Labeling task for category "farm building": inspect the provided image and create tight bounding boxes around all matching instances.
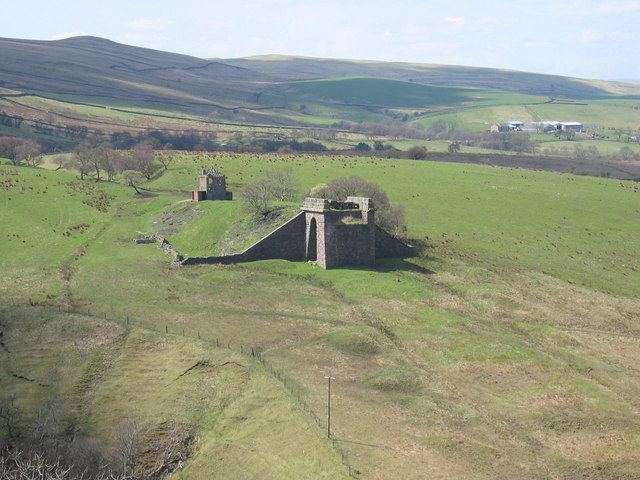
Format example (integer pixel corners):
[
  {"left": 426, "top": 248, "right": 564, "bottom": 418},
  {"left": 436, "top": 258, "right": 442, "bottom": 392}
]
[
  {"left": 192, "top": 169, "right": 232, "bottom": 201},
  {"left": 491, "top": 121, "right": 524, "bottom": 132},
  {"left": 525, "top": 121, "right": 560, "bottom": 132},
  {"left": 507, "top": 121, "right": 525, "bottom": 130},
  {"left": 559, "top": 122, "right": 584, "bottom": 132},
  {"left": 504, "top": 120, "right": 584, "bottom": 134}
]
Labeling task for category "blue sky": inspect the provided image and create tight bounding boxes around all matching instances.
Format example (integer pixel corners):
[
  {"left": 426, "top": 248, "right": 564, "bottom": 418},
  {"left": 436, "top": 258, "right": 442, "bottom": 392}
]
[{"left": 4, "top": 0, "right": 640, "bottom": 80}]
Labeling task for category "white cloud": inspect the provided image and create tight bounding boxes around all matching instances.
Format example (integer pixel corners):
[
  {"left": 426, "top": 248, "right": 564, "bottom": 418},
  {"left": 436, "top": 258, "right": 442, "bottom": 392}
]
[
  {"left": 608, "top": 30, "right": 636, "bottom": 41},
  {"left": 550, "top": 0, "right": 640, "bottom": 17},
  {"left": 126, "top": 18, "right": 172, "bottom": 31},
  {"left": 49, "top": 31, "right": 89, "bottom": 40},
  {"left": 578, "top": 29, "right": 635, "bottom": 43},
  {"left": 444, "top": 16, "right": 465, "bottom": 26},
  {"left": 472, "top": 15, "right": 518, "bottom": 32},
  {"left": 579, "top": 30, "right": 602, "bottom": 43},
  {"left": 594, "top": 1, "right": 640, "bottom": 15}
]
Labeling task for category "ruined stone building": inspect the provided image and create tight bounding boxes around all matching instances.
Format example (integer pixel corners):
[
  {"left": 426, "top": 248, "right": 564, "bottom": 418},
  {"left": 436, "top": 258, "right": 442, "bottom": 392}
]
[
  {"left": 182, "top": 195, "right": 414, "bottom": 269},
  {"left": 302, "top": 197, "right": 377, "bottom": 268},
  {"left": 192, "top": 169, "right": 232, "bottom": 201}
]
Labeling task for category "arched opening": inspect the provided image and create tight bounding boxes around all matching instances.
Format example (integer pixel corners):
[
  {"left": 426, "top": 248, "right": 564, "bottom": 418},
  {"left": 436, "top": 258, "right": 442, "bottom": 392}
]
[{"left": 307, "top": 218, "right": 317, "bottom": 261}]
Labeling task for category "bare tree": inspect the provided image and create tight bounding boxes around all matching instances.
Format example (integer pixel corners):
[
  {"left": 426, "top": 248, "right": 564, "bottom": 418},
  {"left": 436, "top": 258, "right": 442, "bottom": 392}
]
[
  {"left": 0, "top": 395, "right": 20, "bottom": 447},
  {"left": 54, "top": 154, "right": 70, "bottom": 171},
  {"left": 240, "top": 179, "right": 272, "bottom": 217},
  {"left": 103, "top": 150, "right": 124, "bottom": 182},
  {"left": 14, "top": 140, "right": 42, "bottom": 167},
  {"left": 31, "top": 397, "right": 63, "bottom": 448},
  {"left": 0, "top": 137, "right": 22, "bottom": 164},
  {"left": 130, "top": 142, "right": 158, "bottom": 179},
  {"left": 0, "top": 137, "right": 42, "bottom": 166},
  {"left": 148, "top": 423, "right": 191, "bottom": 477},
  {"left": 71, "top": 138, "right": 104, "bottom": 180},
  {"left": 0, "top": 450, "right": 73, "bottom": 480},
  {"left": 92, "top": 143, "right": 115, "bottom": 182},
  {"left": 573, "top": 144, "right": 586, "bottom": 161},
  {"left": 0, "top": 450, "right": 131, "bottom": 480},
  {"left": 263, "top": 168, "right": 297, "bottom": 202},
  {"left": 121, "top": 171, "right": 145, "bottom": 195},
  {"left": 155, "top": 151, "right": 174, "bottom": 171},
  {"left": 68, "top": 153, "right": 93, "bottom": 180},
  {"left": 115, "top": 418, "right": 142, "bottom": 476},
  {"left": 617, "top": 146, "right": 637, "bottom": 161}
]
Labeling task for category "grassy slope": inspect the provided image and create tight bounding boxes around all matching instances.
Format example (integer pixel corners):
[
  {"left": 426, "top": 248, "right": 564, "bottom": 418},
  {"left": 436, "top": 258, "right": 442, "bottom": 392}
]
[
  {"left": 412, "top": 98, "right": 640, "bottom": 132},
  {"left": 0, "top": 165, "right": 350, "bottom": 479},
  {"left": 283, "top": 77, "right": 476, "bottom": 108},
  {"left": 1, "top": 157, "right": 640, "bottom": 479},
  {"left": 228, "top": 55, "right": 640, "bottom": 97},
  {"left": 147, "top": 152, "right": 640, "bottom": 297},
  {"left": 166, "top": 201, "right": 240, "bottom": 256}
]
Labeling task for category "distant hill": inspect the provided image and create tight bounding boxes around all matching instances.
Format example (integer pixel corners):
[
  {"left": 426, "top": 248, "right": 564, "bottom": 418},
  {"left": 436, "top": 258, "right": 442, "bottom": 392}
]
[
  {"left": 225, "top": 54, "right": 640, "bottom": 98},
  {"left": 1, "top": 36, "right": 639, "bottom": 130},
  {"left": 0, "top": 36, "right": 286, "bottom": 123}
]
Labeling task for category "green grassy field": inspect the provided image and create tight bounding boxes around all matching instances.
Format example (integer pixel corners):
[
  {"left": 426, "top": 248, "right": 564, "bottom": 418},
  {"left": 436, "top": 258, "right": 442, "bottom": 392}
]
[
  {"left": 412, "top": 97, "right": 640, "bottom": 132},
  {"left": 1, "top": 155, "right": 640, "bottom": 479},
  {"left": 284, "top": 77, "right": 478, "bottom": 108},
  {"left": 146, "top": 152, "right": 640, "bottom": 297}
]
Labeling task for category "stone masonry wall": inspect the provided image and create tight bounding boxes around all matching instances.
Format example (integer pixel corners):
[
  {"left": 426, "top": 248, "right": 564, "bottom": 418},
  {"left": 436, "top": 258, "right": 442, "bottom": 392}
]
[
  {"left": 183, "top": 212, "right": 306, "bottom": 265},
  {"left": 242, "top": 212, "right": 306, "bottom": 261},
  {"left": 375, "top": 226, "right": 416, "bottom": 258},
  {"left": 179, "top": 208, "right": 414, "bottom": 268},
  {"left": 324, "top": 221, "right": 376, "bottom": 268}
]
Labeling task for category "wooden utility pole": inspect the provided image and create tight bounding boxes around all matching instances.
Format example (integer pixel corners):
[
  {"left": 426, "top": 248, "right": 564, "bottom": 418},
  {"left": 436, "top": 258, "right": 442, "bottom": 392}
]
[{"left": 324, "top": 374, "right": 335, "bottom": 438}]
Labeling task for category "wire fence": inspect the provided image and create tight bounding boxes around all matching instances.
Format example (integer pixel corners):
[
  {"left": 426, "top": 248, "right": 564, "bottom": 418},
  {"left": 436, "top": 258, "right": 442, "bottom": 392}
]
[{"left": 26, "top": 300, "right": 361, "bottom": 478}]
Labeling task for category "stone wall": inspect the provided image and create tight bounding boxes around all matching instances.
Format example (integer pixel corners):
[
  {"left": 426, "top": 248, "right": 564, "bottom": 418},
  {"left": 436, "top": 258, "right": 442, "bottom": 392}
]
[
  {"left": 178, "top": 205, "right": 415, "bottom": 268},
  {"left": 324, "top": 221, "right": 375, "bottom": 268},
  {"left": 375, "top": 226, "right": 416, "bottom": 258},
  {"left": 182, "top": 212, "right": 306, "bottom": 265},
  {"left": 242, "top": 212, "right": 306, "bottom": 261},
  {"left": 181, "top": 253, "right": 245, "bottom": 266}
]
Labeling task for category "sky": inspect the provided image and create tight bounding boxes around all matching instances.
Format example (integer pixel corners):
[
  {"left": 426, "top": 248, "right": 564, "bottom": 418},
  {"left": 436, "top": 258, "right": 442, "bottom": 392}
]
[{"left": 3, "top": 0, "right": 640, "bottom": 80}]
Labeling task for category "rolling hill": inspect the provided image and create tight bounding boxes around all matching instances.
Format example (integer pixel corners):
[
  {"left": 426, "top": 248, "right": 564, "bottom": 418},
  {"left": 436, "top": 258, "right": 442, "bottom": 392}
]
[
  {"left": 2, "top": 34, "right": 640, "bottom": 479},
  {"left": 2, "top": 35, "right": 640, "bottom": 179},
  {"left": 226, "top": 54, "right": 640, "bottom": 98},
  {"left": 0, "top": 36, "right": 267, "bottom": 102}
]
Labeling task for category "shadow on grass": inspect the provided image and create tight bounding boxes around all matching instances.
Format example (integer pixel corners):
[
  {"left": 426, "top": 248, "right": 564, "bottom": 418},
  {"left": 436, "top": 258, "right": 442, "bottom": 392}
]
[
  {"left": 375, "top": 257, "right": 435, "bottom": 275},
  {"left": 342, "top": 238, "right": 439, "bottom": 275},
  {"left": 136, "top": 188, "right": 160, "bottom": 198}
]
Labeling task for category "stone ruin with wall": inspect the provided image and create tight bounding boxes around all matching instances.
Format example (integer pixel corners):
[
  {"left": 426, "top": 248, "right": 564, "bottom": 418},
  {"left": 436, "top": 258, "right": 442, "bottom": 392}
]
[
  {"left": 192, "top": 169, "right": 232, "bottom": 202},
  {"left": 182, "top": 191, "right": 415, "bottom": 269}
]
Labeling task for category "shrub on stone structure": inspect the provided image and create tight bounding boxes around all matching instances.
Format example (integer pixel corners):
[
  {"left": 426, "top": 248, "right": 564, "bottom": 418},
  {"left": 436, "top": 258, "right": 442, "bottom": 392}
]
[{"left": 308, "top": 176, "right": 407, "bottom": 236}]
